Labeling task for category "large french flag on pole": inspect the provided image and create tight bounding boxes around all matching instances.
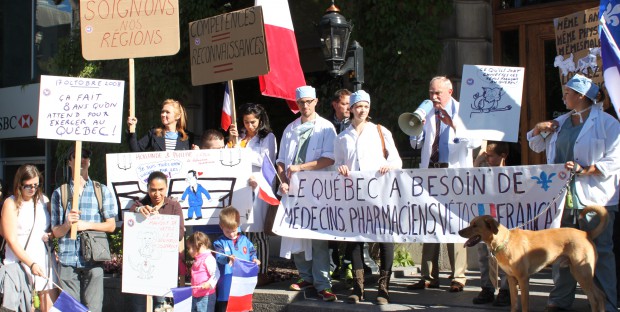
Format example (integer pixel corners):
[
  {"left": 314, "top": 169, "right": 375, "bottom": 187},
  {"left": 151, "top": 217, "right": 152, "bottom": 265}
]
[
  {"left": 171, "top": 286, "right": 193, "bottom": 312},
  {"left": 600, "top": 0, "right": 620, "bottom": 116},
  {"left": 50, "top": 291, "right": 89, "bottom": 312},
  {"left": 255, "top": 0, "right": 306, "bottom": 113},
  {"left": 221, "top": 83, "right": 232, "bottom": 130},
  {"left": 226, "top": 259, "right": 259, "bottom": 312},
  {"left": 257, "top": 155, "right": 280, "bottom": 205}
]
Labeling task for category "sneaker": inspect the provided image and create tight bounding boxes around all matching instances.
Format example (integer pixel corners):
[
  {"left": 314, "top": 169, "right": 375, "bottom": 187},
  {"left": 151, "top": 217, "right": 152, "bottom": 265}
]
[
  {"left": 472, "top": 288, "right": 495, "bottom": 304},
  {"left": 290, "top": 279, "right": 314, "bottom": 291},
  {"left": 318, "top": 288, "right": 337, "bottom": 302},
  {"left": 493, "top": 289, "right": 511, "bottom": 307}
]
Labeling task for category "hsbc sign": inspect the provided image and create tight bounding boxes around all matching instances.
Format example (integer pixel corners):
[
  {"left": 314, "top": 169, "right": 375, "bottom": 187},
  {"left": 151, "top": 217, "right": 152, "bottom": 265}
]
[{"left": 0, "top": 84, "right": 39, "bottom": 138}]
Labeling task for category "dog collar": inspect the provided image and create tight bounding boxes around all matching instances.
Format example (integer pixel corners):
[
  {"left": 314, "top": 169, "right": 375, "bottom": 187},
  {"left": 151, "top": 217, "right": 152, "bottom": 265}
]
[{"left": 491, "top": 237, "right": 509, "bottom": 256}]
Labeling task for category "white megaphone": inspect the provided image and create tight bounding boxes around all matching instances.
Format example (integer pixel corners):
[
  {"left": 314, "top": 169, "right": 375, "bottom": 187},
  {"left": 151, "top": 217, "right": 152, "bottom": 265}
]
[{"left": 398, "top": 100, "right": 434, "bottom": 136}]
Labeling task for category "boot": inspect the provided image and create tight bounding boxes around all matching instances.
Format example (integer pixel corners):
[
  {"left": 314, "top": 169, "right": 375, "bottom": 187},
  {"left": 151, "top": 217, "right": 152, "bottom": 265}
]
[
  {"left": 347, "top": 269, "right": 365, "bottom": 304},
  {"left": 376, "top": 270, "right": 391, "bottom": 305}
]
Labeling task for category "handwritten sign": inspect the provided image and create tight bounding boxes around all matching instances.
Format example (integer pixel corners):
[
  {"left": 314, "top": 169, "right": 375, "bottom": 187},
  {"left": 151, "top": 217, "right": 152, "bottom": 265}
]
[
  {"left": 189, "top": 6, "right": 269, "bottom": 86},
  {"left": 122, "top": 213, "right": 179, "bottom": 296},
  {"left": 457, "top": 65, "right": 524, "bottom": 142},
  {"left": 106, "top": 149, "right": 253, "bottom": 226},
  {"left": 80, "top": 0, "right": 180, "bottom": 60},
  {"left": 273, "top": 164, "right": 568, "bottom": 243},
  {"left": 553, "top": 7, "right": 602, "bottom": 85},
  {"left": 37, "top": 75, "right": 124, "bottom": 143}
]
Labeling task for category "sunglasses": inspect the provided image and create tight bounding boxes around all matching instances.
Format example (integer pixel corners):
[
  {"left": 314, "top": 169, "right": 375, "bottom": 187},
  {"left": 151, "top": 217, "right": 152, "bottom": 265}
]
[{"left": 22, "top": 184, "right": 39, "bottom": 191}]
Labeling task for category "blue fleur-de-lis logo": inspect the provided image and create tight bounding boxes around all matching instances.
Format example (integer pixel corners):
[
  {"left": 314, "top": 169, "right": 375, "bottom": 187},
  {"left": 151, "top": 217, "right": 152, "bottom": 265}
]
[{"left": 531, "top": 171, "right": 556, "bottom": 191}]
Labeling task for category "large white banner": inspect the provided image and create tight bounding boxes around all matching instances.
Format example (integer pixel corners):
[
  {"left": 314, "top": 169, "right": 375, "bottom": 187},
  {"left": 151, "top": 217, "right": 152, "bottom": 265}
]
[
  {"left": 122, "top": 213, "right": 179, "bottom": 296},
  {"left": 106, "top": 149, "right": 253, "bottom": 225},
  {"left": 457, "top": 65, "right": 524, "bottom": 143},
  {"left": 38, "top": 75, "right": 125, "bottom": 143},
  {"left": 273, "top": 164, "right": 569, "bottom": 243}
]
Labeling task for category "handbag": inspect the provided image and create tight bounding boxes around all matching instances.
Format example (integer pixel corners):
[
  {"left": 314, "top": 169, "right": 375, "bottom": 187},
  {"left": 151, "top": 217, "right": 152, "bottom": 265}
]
[{"left": 79, "top": 231, "right": 111, "bottom": 262}]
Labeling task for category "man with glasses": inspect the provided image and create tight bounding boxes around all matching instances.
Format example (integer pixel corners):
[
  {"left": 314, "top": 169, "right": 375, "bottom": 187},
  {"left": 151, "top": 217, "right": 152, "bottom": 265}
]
[
  {"left": 276, "top": 86, "right": 338, "bottom": 301},
  {"left": 50, "top": 147, "right": 117, "bottom": 312}
]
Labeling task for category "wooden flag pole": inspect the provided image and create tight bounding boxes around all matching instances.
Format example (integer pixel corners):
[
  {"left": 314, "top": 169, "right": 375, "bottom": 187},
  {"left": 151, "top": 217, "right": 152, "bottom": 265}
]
[
  {"left": 70, "top": 141, "right": 82, "bottom": 240},
  {"left": 129, "top": 58, "right": 136, "bottom": 133},
  {"left": 228, "top": 80, "right": 237, "bottom": 146}
]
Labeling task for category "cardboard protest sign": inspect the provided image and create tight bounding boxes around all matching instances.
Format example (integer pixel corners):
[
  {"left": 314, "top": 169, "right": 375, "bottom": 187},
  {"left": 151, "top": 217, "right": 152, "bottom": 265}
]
[
  {"left": 273, "top": 164, "right": 568, "bottom": 243},
  {"left": 106, "top": 149, "right": 253, "bottom": 225},
  {"left": 553, "top": 7, "right": 602, "bottom": 85},
  {"left": 80, "top": 0, "right": 180, "bottom": 60},
  {"left": 457, "top": 65, "right": 524, "bottom": 142},
  {"left": 37, "top": 75, "right": 124, "bottom": 143},
  {"left": 122, "top": 213, "right": 179, "bottom": 296},
  {"left": 189, "top": 6, "right": 269, "bottom": 86}
]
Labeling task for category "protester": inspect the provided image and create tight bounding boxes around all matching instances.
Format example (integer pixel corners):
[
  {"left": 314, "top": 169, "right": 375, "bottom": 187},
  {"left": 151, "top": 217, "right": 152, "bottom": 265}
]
[
  {"left": 334, "top": 90, "right": 402, "bottom": 304},
  {"left": 51, "top": 148, "right": 117, "bottom": 312},
  {"left": 187, "top": 231, "right": 219, "bottom": 312},
  {"left": 127, "top": 98, "right": 196, "bottom": 151},
  {"left": 129, "top": 171, "right": 185, "bottom": 311},
  {"left": 527, "top": 74, "right": 620, "bottom": 312},
  {"left": 2, "top": 164, "right": 57, "bottom": 312},
  {"left": 276, "top": 85, "right": 338, "bottom": 301},
  {"left": 195, "top": 129, "right": 226, "bottom": 150},
  {"left": 408, "top": 76, "right": 481, "bottom": 292},
  {"left": 228, "top": 103, "right": 277, "bottom": 286},
  {"left": 471, "top": 141, "right": 511, "bottom": 307},
  {"left": 213, "top": 206, "right": 259, "bottom": 312}
]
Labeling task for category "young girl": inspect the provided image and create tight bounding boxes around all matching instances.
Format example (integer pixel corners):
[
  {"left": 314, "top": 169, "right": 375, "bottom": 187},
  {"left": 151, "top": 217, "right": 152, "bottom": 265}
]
[{"left": 188, "top": 231, "right": 219, "bottom": 312}]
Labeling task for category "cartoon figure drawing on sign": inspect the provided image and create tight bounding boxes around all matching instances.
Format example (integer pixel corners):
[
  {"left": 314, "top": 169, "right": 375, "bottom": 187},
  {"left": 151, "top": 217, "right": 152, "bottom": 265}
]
[
  {"left": 470, "top": 86, "right": 511, "bottom": 115},
  {"left": 576, "top": 47, "right": 601, "bottom": 75},
  {"left": 553, "top": 53, "right": 576, "bottom": 76},
  {"left": 131, "top": 230, "right": 161, "bottom": 279},
  {"left": 181, "top": 170, "right": 211, "bottom": 221}
]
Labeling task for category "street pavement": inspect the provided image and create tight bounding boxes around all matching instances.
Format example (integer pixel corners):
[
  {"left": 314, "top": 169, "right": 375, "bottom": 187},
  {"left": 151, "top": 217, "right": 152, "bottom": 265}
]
[{"left": 254, "top": 267, "right": 600, "bottom": 312}]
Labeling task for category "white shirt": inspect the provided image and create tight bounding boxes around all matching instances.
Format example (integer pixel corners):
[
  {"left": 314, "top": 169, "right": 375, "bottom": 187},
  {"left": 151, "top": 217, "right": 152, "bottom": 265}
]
[{"left": 335, "top": 121, "right": 402, "bottom": 171}]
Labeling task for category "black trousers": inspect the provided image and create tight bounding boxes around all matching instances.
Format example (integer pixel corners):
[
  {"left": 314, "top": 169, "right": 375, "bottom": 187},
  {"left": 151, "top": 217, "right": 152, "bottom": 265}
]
[{"left": 346, "top": 242, "right": 394, "bottom": 271}]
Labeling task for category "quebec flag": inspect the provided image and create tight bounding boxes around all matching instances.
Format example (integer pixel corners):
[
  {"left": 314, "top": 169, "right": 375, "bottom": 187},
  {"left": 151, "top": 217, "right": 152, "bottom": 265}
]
[
  {"left": 171, "top": 286, "right": 193, "bottom": 312},
  {"left": 50, "top": 291, "right": 89, "bottom": 312},
  {"left": 600, "top": 0, "right": 620, "bottom": 115},
  {"left": 226, "top": 259, "right": 259, "bottom": 312}
]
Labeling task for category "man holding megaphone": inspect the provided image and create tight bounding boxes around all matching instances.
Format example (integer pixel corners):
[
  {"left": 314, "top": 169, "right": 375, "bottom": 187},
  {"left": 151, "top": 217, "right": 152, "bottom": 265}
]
[{"left": 406, "top": 76, "right": 481, "bottom": 293}]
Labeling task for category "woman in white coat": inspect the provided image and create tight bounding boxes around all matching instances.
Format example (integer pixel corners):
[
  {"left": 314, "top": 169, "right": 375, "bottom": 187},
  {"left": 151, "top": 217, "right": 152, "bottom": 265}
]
[
  {"left": 334, "top": 90, "right": 402, "bottom": 305},
  {"left": 229, "top": 103, "right": 277, "bottom": 286},
  {"left": 527, "top": 74, "right": 620, "bottom": 312}
]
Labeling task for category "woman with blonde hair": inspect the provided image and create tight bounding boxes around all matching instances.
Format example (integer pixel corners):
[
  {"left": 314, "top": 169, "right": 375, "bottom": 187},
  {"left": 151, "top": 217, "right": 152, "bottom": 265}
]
[
  {"left": 127, "top": 98, "right": 196, "bottom": 151},
  {"left": 2, "top": 164, "right": 57, "bottom": 311}
]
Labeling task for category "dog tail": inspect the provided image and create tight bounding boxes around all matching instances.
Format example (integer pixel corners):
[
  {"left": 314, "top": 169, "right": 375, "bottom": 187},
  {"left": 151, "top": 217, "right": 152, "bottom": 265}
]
[{"left": 579, "top": 205, "right": 609, "bottom": 239}]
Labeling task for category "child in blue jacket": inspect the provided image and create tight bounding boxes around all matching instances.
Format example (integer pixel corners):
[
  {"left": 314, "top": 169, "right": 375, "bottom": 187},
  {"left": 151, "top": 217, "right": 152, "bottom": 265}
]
[{"left": 213, "top": 206, "right": 260, "bottom": 312}]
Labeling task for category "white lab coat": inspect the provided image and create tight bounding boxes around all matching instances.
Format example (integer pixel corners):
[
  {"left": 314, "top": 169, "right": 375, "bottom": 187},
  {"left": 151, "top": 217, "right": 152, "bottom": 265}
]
[
  {"left": 527, "top": 106, "right": 620, "bottom": 208},
  {"left": 335, "top": 121, "right": 402, "bottom": 170},
  {"left": 410, "top": 98, "right": 481, "bottom": 168}
]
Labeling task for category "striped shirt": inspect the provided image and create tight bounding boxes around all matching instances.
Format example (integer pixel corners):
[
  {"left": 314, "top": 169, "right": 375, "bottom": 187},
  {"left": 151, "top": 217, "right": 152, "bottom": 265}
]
[{"left": 165, "top": 131, "right": 179, "bottom": 150}]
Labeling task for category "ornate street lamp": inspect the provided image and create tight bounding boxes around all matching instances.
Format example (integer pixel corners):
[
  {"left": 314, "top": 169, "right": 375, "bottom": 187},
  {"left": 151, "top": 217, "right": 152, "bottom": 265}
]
[{"left": 318, "top": 1, "right": 364, "bottom": 91}]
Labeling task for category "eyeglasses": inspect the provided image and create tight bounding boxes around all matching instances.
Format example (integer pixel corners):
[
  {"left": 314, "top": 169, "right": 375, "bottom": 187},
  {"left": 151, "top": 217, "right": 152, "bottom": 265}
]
[
  {"left": 297, "top": 99, "right": 315, "bottom": 106},
  {"left": 22, "top": 184, "right": 39, "bottom": 191}
]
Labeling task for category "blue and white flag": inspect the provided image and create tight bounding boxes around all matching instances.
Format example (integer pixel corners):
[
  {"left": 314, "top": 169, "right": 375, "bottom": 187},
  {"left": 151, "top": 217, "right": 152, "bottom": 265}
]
[
  {"left": 50, "top": 291, "right": 89, "bottom": 312},
  {"left": 600, "top": 0, "right": 620, "bottom": 115},
  {"left": 171, "top": 286, "right": 193, "bottom": 312}
]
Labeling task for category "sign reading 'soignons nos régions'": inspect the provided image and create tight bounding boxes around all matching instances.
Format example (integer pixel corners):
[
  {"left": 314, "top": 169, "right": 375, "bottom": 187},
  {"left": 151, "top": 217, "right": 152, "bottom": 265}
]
[{"left": 79, "top": 0, "right": 180, "bottom": 60}]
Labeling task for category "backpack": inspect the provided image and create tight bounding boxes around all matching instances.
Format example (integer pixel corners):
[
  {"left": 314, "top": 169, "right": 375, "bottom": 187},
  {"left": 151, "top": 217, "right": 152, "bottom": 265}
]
[{"left": 59, "top": 181, "right": 104, "bottom": 218}]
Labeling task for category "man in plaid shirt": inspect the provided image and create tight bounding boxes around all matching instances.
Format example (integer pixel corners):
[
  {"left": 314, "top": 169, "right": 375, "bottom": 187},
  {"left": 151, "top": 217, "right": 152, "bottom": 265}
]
[{"left": 51, "top": 147, "right": 117, "bottom": 312}]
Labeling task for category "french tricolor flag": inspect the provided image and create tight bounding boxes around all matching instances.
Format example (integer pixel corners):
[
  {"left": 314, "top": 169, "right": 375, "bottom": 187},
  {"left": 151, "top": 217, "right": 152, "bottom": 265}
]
[
  {"left": 478, "top": 203, "right": 497, "bottom": 218},
  {"left": 221, "top": 83, "right": 232, "bottom": 131},
  {"left": 257, "top": 155, "right": 280, "bottom": 205},
  {"left": 600, "top": 1, "right": 620, "bottom": 116},
  {"left": 255, "top": 0, "right": 306, "bottom": 113},
  {"left": 226, "top": 259, "right": 259, "bottom": 312},
  {"left": 50, "top": 291, "right": 89, "bottom": 312},
  {"left": 171, "top": 286, "right": 193, "bottom": 312}
]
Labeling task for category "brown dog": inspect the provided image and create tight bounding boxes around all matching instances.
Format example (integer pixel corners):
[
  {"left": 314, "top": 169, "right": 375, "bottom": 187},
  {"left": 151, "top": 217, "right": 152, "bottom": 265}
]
[{"left": 458, "top": 205, "right": 608, "bottom": 312}]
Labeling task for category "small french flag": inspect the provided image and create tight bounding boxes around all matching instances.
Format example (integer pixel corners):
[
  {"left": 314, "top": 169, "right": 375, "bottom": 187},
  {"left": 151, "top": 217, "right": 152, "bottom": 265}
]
[
  {"left": 221, "top": 83, "right": 232, "bottom": 131},
  {"left": 256, "top": 155, "right": 280, "bottom": 205},
  {"left": 226, "top": 259, "right": 259, "bottom": 312},
  {"left": 478, "top": 203, "right": 497, "bottom": 218},
  {"left": 50, "top": 291, "right": 89, "bottom": 312},
  {"left": 171, "top": 286, "right": 193, "bottom": 312}
]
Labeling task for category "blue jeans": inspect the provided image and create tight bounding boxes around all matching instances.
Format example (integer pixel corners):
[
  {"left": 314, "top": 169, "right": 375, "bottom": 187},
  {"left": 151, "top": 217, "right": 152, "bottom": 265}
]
[
  {"left": 292, "top": 239, "right": 331, "bottom": 292},
  {"left": 192, "top": 293, "right": 215, "bottom": 312},
  {"left": 58, "top": 263, "right": 104, "bottom": 312},
  {"left": 548, "top": 209, "right": 617, "bottom": 311}
]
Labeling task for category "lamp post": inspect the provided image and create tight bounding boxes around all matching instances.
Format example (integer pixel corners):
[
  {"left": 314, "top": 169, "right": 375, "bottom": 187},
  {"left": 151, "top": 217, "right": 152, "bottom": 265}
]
[{"left": 318, "top": 1, "right": 364, "bottom": 91}]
